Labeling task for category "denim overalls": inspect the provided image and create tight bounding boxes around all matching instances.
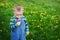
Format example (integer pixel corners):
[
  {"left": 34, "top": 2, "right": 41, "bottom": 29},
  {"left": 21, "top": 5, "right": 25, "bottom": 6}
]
[{"left": 10, "top": 16, "right": 26, "bottom": 40}]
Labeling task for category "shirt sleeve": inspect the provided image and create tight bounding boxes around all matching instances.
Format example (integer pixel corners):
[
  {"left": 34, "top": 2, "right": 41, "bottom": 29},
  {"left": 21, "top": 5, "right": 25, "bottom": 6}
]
[
  {"left": 10, "top": 17, "right": 17, "bottom": 29},
  {"left": 23, "top": 16, "right": 29, "bottom": 32}
]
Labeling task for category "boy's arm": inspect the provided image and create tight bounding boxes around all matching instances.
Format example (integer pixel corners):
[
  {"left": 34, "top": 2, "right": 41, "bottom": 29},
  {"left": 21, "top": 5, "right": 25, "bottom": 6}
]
[
  {"left": 23, "top": 16, "right": 29, "bottom": 33},
  {"left": 10, "top": 17, "right": 17, "bottom": 29}
]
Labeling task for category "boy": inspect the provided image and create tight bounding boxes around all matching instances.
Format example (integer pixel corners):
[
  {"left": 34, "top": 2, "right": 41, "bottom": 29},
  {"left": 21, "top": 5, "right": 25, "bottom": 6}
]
[{"left": 10, "top": 5, "right": 29, "bottom": 40}]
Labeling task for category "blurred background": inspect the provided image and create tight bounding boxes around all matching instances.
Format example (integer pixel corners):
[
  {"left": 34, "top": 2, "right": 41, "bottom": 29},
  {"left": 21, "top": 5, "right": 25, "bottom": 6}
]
[{"left": 0, "top": 0, "right": 60, "bottom": 40}]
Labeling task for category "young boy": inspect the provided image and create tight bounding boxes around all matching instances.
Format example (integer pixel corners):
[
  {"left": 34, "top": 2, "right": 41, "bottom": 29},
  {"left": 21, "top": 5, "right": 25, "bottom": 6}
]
[{"left": 10, "top": 5, "right": 29, "bottom": 40}]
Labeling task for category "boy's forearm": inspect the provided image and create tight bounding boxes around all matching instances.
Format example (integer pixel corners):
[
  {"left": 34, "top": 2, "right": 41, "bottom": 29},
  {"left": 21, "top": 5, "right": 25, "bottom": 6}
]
[
  {"left": 24, "top": 16, "right": 29, "bottom": 32},
  {"left": 10, "top": 18, "right": 17, "bottom": 29},
  {"left": 10, "top": 22, "right": 17, "bottom": 29},
  {"left": 25, "top": 21, "right": 29, "bottom": 32},
  {"left": 25, "top": 25, "right": 29, "bottom": 32}
]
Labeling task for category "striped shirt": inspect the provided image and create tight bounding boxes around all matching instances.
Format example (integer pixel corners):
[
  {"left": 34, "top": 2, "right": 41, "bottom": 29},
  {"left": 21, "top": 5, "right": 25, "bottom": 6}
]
[{"left": 10, "top": 15, "right": 29, "bottom": 32}]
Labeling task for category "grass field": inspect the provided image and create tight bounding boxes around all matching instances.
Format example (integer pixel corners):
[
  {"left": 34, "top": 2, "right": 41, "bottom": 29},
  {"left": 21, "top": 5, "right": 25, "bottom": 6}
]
[{"left": 0, "top": 0, "right": 60, "bottom": 40}]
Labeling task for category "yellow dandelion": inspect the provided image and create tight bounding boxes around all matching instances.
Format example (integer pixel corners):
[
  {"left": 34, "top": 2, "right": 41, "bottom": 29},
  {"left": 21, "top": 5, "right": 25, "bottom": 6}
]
[
  {"left": 56, "top": 20, "right": 58, "bottom": 22},
  {"left": 34, "top": 6, "right": 37, "bottom": 9},
  {"left": 40, "top": 12, "right": 44, "bottom": 18},
  {"left": 39, "top": 24, "right": 41, "bottom": 26},
  {"left": 58, "top": 38, "right": 60, "bottom": 40},
  {"left": 55, "top": 20, "right": 59, "bottom": 24},
  {"left": 0, "top": 30, "right": 2, "bottom": 32},
  {"left": 54, "top": 25, "right": 58, "bottom": 29},
  {"left": 31, "top": 11, "right": 33, "bottom": 14},
  {"left": 34, "top": 19, "right": 36, "bottom": 21},
  {"left": 37, "top": 25, "right": 40, "bottom": 27},
  {"left": 51, "top": 27, "right": 54, "bottom": 30},
  {"left": 6, "top": 2, "right": 10, "bottom": 6},
  {"left": 31, "top": 39, "right": 33, "bottom": 40},
  {"left": 47, "top": 15, "right": 49, "bottom": 16},
  {"left": 40, "top": 20, "right": 42, "bottom": 22},
  {"left": 29, "top": 15, "right": 31, "bottom": 17},
  {"left": 32, "top": 19, "right": 34, "bottom": 21},
  {"left": 40, "top": 12, "right": 44, "bottom": 15},
  {"left": 2, "top": 21, "right": 4, "bottom": 24},
  {"left": 33, "top": 11, "right": 35, "bottom": 14},
  {"left": 0, "top": 2, "right": 4, "bottom": 7},
  {"left": 51, "top": 16, "right": 56, "bottom": 19},
  {"left": 56, "top": 21, "right": 59, "bottom": 24}
]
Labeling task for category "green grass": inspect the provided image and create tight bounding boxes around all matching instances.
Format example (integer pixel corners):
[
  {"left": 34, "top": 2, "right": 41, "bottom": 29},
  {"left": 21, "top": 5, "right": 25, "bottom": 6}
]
[{"left": 0, "top": 0, "right": 60, "bottom": 40}]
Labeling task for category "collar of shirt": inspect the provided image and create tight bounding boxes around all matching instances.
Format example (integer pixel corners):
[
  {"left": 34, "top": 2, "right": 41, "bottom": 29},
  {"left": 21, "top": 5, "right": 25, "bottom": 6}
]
[{"left": 13, "top": 15, "right": 25, "bottom": 20}]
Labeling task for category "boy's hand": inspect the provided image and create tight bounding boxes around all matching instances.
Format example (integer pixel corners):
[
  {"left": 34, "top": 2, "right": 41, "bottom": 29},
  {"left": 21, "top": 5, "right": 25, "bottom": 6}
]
[
  {"left": 16, "top": 22, "right": 20, "bottom": 26},
  {"left": 26, "top": 32, "right": 29, "bottom": 36}
]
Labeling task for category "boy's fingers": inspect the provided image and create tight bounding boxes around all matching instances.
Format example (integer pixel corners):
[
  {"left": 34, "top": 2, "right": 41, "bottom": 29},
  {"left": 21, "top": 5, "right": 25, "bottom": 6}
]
[
  {"left": 16, "top": 22, "right": 21, "bottom": 26},
  {"left": 26, "top": 32, "right": 29, "bottom": 35}
]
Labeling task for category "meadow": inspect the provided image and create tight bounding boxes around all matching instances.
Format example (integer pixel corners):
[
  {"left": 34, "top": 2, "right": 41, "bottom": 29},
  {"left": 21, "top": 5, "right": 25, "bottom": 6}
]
[{"left": 0, "top": 0, "right": 60, "bottom": 40}]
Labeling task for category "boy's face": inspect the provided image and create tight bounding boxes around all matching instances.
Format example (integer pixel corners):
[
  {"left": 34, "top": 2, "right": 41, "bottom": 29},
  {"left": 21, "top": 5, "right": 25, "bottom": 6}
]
[{"left": 14, "top": 7, "right": 24, "bottom": 19}]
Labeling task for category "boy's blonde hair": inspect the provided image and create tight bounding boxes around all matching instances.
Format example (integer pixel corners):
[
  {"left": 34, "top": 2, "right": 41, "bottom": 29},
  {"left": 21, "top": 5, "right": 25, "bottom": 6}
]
[{"left": 14, "top": 5, "right": 23, "bottom": 11}]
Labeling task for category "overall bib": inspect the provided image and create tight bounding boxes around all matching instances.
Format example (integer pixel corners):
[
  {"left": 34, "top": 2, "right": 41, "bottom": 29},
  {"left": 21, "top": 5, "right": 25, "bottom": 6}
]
[{"left": 11, "top": 18, "right": 26, "bottom": 40}]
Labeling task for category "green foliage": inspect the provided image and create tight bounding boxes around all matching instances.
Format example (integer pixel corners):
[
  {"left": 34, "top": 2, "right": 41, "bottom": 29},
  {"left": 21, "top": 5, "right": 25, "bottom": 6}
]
[{"left": 0, "top": 0, "right": 60, "bottom": 40}]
